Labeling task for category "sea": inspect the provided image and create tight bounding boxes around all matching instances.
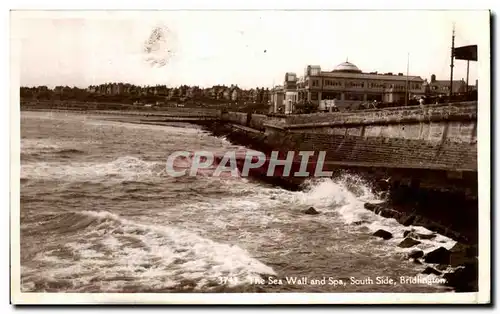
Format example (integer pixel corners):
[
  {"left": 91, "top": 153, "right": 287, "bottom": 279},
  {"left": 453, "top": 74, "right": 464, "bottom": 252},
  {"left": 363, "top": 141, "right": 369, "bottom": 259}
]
[{"left": 19, "top": 111, "right": 457, "bottom": 293}]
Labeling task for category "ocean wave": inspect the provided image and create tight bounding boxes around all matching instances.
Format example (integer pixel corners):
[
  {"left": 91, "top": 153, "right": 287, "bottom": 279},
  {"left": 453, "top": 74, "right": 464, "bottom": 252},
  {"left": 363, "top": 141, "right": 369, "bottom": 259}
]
[
  {"left": 294, "top": 176, "right": 457, "bottom": 262},
  {"left": 21, "top": 138, "right": 90, "bottom": 156},
  {"left": 21, "top": 156, "right": 166, "bottom": 183},
  {"left": 22, "top": 210, "right": 276, "bottom": 292}
]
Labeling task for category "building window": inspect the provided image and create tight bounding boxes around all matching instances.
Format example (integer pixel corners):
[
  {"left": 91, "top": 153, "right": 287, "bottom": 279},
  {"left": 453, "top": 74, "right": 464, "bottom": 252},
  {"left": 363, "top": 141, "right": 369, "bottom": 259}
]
[
  {"left": 346, "top": 81, "right": 364, "bottom": 88},
  {"left": 311, "top": 92, "right": 318, "bottom": 100},
  {"left": 322, "top": 92, "right": 340, "bottom": 100},
  {"left": 345, "top": 93, "right": 364, "bottom": 101}
]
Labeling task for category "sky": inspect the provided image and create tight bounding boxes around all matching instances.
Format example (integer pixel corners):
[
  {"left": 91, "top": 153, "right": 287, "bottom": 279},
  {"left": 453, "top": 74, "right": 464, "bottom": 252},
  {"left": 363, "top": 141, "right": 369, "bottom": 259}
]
[{"left": 13, "top": 10, "right": 489, "bottom": 89}]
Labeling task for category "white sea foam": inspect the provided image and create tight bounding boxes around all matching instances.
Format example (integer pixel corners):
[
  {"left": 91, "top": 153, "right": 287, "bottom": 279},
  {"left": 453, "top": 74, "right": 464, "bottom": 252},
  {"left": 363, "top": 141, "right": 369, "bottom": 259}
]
[
  {"left": 24, "top": 210, "right": 276, "bottom": 292},
  {"left": 21, "top": 139, "right": 62, "bottom": 154},
  {"left": 84, "top": 119, "right": 205, "bottom": 135},
  {"left": 21, "top": 138, "right": 100, "bottom": 155},
  {"left": 21, "top": 156, "right": 164, "bottom": 182},
  {"left": 260, "top": 176, "right": 458, "bottom": 264}
]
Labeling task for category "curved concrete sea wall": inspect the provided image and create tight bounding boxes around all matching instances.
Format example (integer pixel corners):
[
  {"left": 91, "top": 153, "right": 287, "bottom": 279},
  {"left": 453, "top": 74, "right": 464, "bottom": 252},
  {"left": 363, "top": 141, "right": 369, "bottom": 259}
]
[{"left": 222, "top": 102, "right": 477, "bottom": 194}]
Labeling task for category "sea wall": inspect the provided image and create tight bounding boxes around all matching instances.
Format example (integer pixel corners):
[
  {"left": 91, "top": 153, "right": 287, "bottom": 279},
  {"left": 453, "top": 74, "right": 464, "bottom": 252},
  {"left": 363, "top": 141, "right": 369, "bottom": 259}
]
[
  {"left": 219, "top": 102, "right": 478, "bottom": 197},
  {"left": 222, "top": 102, "right": 477, "bottom": 172},
  {"left": 223, "top": 112, "right": 272, "bottom": 131},
  {"left": 214, "top": 102, "right": 479, "bottom": 246}
]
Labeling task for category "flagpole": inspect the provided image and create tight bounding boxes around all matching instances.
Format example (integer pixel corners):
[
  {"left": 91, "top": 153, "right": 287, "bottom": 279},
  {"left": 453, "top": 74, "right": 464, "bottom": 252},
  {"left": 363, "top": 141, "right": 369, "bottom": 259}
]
[{"left": 449, "top": 24, "right": 455, "bottom": 98}]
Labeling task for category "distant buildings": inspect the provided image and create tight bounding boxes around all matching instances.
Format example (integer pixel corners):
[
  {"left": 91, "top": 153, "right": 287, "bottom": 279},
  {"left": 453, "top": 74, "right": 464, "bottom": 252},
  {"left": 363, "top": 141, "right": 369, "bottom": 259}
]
[
  {"left": 271, "top": 60, "right": 429, "bottom": 114},
  {"left": 28, "top": 83, "right": 271, "bottom": 110},
  {"left": 270, "top": 86, "right": 284, "bottom": 113},
  {"left": 269, "top": 59, "right": 479, "bottom": 114},
  {"left": 424, "top": 74, "right": 470, "bottom": 96},
  {"left": 283, "top": 73, "right": 298, "bottom": 114}
]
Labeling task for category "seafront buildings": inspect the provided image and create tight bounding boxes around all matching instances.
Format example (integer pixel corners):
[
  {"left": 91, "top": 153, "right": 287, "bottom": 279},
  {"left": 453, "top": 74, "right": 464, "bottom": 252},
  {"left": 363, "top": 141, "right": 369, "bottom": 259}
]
[{"left": 269, "top": 60, "right": 472, "bottom": 114}]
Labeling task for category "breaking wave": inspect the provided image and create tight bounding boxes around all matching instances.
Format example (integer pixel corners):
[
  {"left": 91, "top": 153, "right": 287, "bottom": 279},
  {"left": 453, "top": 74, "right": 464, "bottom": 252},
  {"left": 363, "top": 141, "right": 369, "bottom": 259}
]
[
  {"left": 21, "top": 210, "right": 276, "bottom": 292},
  {"left": 21, "top": 156, "right": 166, "bottom": 183}
]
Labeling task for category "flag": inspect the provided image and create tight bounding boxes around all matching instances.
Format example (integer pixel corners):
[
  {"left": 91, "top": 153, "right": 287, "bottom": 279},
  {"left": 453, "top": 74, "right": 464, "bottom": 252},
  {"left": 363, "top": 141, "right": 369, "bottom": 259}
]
[{"left": 453, "top": 45, "right": 478, "bottom": 61}]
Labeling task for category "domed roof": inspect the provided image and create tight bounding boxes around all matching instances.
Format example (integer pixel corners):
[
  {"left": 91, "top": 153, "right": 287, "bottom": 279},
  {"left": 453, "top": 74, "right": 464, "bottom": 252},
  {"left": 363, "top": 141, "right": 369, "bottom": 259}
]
[{"left": 333, "top": 61, "right": 362, "bottom": 73}]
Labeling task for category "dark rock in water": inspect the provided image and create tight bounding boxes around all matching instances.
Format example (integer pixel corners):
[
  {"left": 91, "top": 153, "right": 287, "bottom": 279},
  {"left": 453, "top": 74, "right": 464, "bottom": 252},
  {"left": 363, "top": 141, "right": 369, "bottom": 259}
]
[
  {"left": 401, "top": 214, "right": 416, "bottom": 226},
  {"left": 424, "top": 247, "right": 451, "bottom": 264},
  {"left": 422, "top": 267, "right": 442, "bottom": 276},
  {"left": 373, "top": 206, "right": 402, "bottom": 219},
  {"left": 364, "top": 203, "right": 378, "bottom": 211},
  {"left": 364, "top": 202, "right": 406, "bottom": 221},
  {"left": 383, "top": 209, "right": 402, "bottom": 219},
  {"left": 303, "top": 207, "right": 319, "bottom": 215},
  {"left": 398, "top": 237, "right": 421, "bottom": 248},
  {"left": 404, "top": 229, "right": 436, "bottom": 240},
  {"left": 436, "top": 264, "right": 449, "bottom": 271},
  {"left": 443, "top": 260, "right": 478, "bottom": 292},
  {"left": 372, "top": 229, "right": 392, "bottom": 240},
  {"left": 413, "top": 259, "right": 422, "bottom": 264},
  {"left": 408, "top": 249, "right": 424, "bottom": 259},
  {"left": 415, "top": 232, "right": 436, "bottom": 240}
]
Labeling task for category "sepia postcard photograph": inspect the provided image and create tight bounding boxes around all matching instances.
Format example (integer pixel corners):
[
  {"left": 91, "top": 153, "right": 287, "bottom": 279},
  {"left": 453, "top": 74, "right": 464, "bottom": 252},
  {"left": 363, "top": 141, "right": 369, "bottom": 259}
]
[{"left": 9, "top": 7, "right": 491, "bottom": 305}]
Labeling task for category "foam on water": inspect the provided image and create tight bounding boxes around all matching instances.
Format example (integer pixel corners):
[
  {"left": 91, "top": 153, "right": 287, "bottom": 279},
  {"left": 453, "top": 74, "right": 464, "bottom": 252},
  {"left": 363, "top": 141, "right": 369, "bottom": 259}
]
[
  {"left": 21, "top": 138, "right": 100, "bottom": 156},
  {"left": 21, "top": 156, "right": 165, "bottom": 182},
  {"left": 85, "top": 119, "right": 205, "bottom": 135},
  {"left": 22, "top": 210, "right": 276, "bottom": 292},
  {"left": 293, "top": 176, "right": 457, "bottom": 258}
]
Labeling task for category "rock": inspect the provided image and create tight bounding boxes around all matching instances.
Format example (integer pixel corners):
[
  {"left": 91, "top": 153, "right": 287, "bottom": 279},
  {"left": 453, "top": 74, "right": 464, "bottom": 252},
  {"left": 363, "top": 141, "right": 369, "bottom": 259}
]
[
  {"left": 415, "top": 232, "right": 436, "bottom": 240},
  {"left": 303, "top": 207, "right": 319, "bottom": 215},
  {"left": 424, "top": 247, "right": 451, "bottom": 264},
  {"left": 408, "top": 250, "right": 424, "bottom": 259},
  {"left": 372, "top": 229, "right": 393, "bottom": 240},
  {"left": 379, "top": 208, "right": 402, "bottom": 219},
  {"left": 398, "top": 237, "right": 421, "bottom": 248},
  {"left": 401, "top": 214, "right": 416, "bottom": 226},
  {"left": 364, "top": 203, "right": 402, "bottom": 220},
  {"left": 443, "top": 260, "right": 478, "bottom": 292},
  {"left": 436, "top": 264, "right": 449, "bottom": 271},
  {"left": 422, "top": 267, "right": 442, "bottom": 276},
  {"left": 364, "top": 203, "right": 378, "bottom": 211},
  {"left": 413, "top": 259, "right": 422, "bottom": 264},
  {"left": 404, "top": 229, "right": 436, "bottom": 240}
]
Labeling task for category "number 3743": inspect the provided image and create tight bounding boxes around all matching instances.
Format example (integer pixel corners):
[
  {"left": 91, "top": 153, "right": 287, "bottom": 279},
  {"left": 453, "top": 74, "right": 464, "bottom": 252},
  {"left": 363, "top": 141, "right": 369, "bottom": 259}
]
[{"left": 218, "top": 276, "right": 239, "bottom": 285}]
